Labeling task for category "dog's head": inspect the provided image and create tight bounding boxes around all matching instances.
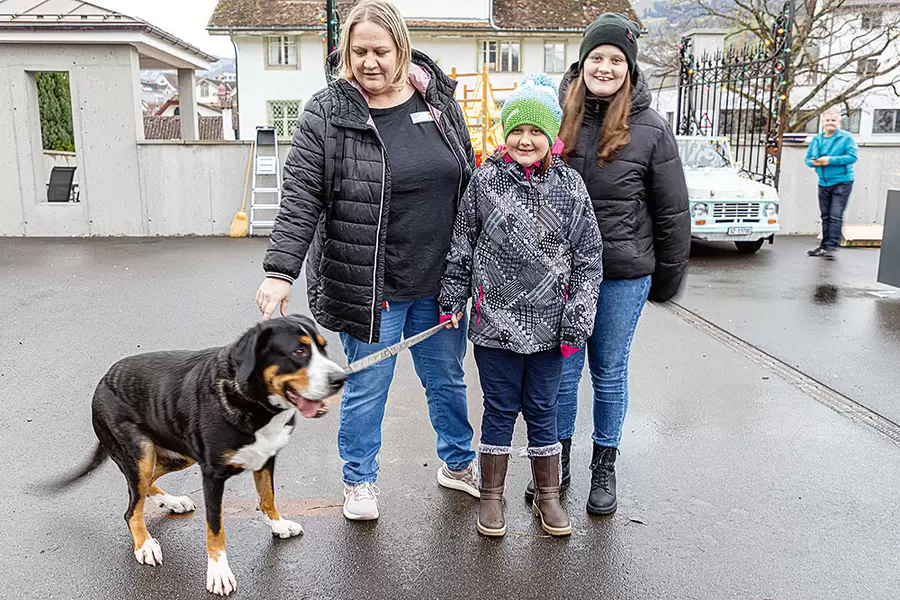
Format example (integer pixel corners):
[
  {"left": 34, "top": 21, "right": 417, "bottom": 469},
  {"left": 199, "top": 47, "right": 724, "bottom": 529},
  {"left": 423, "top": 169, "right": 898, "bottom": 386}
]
[{"left": 231, "top": 315, "right": 346, "bottom": 418}]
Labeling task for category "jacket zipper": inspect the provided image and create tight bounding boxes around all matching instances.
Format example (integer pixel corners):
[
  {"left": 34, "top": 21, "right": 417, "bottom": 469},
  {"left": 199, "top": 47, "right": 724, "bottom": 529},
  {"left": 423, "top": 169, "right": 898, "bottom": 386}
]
[
  {"left": 370, "top": 145, "right": 386, "bottom": 343},
  {"left": 475, "top": 285, "right": 484, "bottom": 325}
]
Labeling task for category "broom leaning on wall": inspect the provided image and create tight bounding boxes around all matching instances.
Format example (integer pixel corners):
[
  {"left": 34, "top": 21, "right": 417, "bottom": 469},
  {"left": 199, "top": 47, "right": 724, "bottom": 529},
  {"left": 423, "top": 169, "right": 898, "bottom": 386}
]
[{"left": 229, "top": 140, "right": 256, "bottom": 238}]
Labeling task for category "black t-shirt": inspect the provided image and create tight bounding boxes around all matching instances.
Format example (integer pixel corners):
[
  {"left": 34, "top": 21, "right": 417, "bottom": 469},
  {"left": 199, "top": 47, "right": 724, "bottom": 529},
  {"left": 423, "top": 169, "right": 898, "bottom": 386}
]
[{"left": 370, "top": 92, "right": 460, "bottom": 302}]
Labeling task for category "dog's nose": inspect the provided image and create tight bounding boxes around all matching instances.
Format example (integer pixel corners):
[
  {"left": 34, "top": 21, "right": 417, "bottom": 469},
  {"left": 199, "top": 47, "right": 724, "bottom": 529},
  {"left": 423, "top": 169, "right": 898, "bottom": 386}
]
[{"left": 330, "top": 370, "right": 348, "bottom": 387}]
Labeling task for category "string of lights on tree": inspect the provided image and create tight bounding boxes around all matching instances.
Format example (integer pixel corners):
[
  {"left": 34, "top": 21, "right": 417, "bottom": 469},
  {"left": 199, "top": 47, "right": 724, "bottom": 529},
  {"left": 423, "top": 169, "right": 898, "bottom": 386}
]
[{"left": 318, "top": 9, "right": 340, "bottom": 48}]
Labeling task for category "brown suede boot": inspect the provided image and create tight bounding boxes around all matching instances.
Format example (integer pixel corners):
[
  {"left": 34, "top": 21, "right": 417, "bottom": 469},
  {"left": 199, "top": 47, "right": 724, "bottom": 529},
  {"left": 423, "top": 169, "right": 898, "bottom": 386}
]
[
  {"left": 477, "top": 452, "right": 508, "bottom": 537},
  {"left": 530, "top": 453, "right": 572, "bottom": 536}
]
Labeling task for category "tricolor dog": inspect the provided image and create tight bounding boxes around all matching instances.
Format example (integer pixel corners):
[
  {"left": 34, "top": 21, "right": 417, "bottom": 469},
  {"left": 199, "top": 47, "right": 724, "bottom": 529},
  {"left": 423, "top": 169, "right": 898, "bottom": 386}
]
[{"left": 52, "top": 315, "right": 346, "bottom": 596}]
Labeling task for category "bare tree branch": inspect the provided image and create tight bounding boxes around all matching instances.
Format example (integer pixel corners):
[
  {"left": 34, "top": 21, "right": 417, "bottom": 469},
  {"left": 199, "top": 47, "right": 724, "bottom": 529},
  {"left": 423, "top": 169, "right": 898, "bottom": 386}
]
[{"left": 679, "top": 0, "right": 900, "bottom": 132}]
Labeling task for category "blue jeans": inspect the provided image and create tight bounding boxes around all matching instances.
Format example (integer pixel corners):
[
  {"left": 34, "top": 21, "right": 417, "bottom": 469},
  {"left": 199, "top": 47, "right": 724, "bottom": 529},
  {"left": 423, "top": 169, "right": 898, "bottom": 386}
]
[
  {"left": 338, "top": 297, "right": 476, "bottom": 484},
  {"left": 818, "top": 181, "right": 853, "bottom": 251},
  {"left": 556, "top": 276, "right": 652, "bottom": 448},
  {"left": 473, "top": 345, "right": 563, "bottom": 449}
]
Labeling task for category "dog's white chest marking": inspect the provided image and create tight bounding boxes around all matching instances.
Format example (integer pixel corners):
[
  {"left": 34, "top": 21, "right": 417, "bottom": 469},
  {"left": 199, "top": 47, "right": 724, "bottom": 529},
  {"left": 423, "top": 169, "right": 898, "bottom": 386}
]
[{"left": 230, "top": 409, "right": 295, "bottom": 471}]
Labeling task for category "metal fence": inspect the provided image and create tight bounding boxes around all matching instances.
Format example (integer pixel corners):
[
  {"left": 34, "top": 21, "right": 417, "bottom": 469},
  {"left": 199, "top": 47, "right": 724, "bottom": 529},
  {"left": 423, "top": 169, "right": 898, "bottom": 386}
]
[{"left": 676, "top": 2, "right": 793, "bottom": 187}]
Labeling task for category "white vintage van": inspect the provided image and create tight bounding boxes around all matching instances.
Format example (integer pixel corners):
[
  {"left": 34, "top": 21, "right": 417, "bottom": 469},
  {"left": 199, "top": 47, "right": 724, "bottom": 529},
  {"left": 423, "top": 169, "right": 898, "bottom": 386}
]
[{"left": 676, "top": 136, "right": 781, "bottom": 254}]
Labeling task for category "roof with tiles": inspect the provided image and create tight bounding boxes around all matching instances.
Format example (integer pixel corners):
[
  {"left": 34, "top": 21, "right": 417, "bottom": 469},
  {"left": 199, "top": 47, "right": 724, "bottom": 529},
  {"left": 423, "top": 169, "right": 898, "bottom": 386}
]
[
  {"left": 143, "top": 115, "right": 225, "bottom": 141},
  {"left": 208, "top": 0, "right": 638, "bottom": 32}
]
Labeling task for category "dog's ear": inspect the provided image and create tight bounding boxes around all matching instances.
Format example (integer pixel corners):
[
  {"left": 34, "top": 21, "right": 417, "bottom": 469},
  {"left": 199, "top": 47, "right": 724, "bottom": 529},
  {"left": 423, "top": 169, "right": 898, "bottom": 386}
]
[{"left": 232, "top": 323, "right": 270, "bottom": 388}]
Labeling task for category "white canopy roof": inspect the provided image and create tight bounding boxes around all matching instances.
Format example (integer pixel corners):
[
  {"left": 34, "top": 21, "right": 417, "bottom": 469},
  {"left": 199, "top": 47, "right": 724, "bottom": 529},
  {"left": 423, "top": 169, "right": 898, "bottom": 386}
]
[{"left": 0, "top": 0, "right": 215, "bottom": 69}]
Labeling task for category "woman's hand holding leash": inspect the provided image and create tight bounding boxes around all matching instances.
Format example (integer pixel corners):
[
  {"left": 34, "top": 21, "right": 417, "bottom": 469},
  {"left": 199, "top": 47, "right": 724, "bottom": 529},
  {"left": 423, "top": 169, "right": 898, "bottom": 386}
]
[{"left": 256, "top": 277, "right": 293, "bottom": 320}]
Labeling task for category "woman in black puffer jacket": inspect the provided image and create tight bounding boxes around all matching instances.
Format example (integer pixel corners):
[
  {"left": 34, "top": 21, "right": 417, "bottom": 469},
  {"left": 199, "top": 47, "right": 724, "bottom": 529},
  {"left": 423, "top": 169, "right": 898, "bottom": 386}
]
[
  {"left": 254, "top": 0, "right": 478, "bottom": 522},
  {"left": 525, "top": 14, "right": 690, "bottom": 515}
]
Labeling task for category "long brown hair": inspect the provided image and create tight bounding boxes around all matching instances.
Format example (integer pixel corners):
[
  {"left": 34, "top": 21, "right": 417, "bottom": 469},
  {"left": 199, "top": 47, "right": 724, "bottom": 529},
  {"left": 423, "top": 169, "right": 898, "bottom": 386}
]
[{"left": 559, "top": 71, "right": 632, "bottom": 167}]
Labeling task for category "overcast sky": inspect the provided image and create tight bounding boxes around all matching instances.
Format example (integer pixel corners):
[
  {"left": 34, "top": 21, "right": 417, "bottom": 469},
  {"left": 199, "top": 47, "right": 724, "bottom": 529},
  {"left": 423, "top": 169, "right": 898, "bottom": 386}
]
[{"left": 98, "top": 0, "right": 235, "bottom": 58}]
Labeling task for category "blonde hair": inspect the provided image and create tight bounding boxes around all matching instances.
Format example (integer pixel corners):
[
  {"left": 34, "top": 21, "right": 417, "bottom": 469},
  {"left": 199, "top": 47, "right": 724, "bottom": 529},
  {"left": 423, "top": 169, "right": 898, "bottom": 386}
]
[{"left": 337, "top": 0, "right": 412, "bottom": 89}]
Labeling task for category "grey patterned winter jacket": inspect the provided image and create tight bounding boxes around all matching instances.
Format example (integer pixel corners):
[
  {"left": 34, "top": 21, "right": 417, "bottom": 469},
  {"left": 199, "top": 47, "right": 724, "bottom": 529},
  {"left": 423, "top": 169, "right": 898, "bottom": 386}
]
[{"left": 438, "top": 153, "right": 604, "bottom": 354}]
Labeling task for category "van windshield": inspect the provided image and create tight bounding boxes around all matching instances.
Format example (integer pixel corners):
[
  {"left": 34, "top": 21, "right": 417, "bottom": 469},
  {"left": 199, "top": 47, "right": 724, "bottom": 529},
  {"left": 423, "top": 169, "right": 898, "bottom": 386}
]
[{"left": 677, "top": 139, "right": 732, "bottom": 169}]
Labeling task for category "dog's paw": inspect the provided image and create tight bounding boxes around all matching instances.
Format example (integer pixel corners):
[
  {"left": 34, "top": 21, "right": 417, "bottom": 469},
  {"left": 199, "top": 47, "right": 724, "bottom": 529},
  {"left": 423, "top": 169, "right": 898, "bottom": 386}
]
[
  {"left": 265, "top": 517, "right": 304, "bottom": 539},
  {"left": 134, "top": 538, "right": 162, "bottom": 566},
  {"left": 150, "top": 493, "right": 197, "bottom": 514},
  {"left": 207, "top": 553, "right": 237, "bottom": 596}
]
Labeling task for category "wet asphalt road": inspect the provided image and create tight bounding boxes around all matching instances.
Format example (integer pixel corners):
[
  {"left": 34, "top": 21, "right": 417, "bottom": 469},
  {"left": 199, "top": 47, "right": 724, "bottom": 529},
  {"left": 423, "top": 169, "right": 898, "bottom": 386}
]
[
  {"left": 2, "top": 237, "right": 900, "bottom": 600},
  {"left": 679, "top": 236, "right": 900, "bottom": 423}
]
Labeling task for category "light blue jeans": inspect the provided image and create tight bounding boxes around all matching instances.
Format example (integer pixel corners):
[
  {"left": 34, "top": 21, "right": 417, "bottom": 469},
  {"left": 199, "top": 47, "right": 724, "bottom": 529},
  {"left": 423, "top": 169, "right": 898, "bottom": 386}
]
[
  {"left": 338, "top": 297, "right": 476, "bottom": 484},
  {"left": 556, "top": 276, "right": 652, "bottom": 448}
]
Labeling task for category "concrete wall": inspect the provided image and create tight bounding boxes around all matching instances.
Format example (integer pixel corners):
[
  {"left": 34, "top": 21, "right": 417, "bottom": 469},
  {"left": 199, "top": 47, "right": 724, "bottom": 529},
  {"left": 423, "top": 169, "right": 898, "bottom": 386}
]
[
  {"left": 136, "top": 141, "right": 253, "bottom": 235},
  {"left": 778, "top": 143, "right": 900, "bottom": 234},
  {"left": 0, "top": 43, "right": 143, "bottom": 236}
]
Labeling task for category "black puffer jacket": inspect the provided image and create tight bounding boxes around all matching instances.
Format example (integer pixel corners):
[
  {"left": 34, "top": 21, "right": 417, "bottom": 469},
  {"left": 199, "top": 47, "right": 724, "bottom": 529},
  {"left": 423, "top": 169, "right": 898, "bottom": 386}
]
[
  {"left": 560, "top": 65, "right": 690, "bottom": 302},
  {"left": 263, "top": 50, "right": 475, "bottom": 342}
]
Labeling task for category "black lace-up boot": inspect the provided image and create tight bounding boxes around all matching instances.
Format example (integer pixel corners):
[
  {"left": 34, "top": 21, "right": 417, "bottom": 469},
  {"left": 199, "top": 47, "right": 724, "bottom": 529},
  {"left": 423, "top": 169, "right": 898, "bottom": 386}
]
[{"left": 587, "top": 444, "right": 617, "bottom": 515}]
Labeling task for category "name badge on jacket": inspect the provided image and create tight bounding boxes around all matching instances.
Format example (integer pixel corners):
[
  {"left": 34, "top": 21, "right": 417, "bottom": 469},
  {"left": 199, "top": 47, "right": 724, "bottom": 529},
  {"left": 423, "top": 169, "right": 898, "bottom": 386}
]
[{"left": 410, "top": 111, "right": 435, "bottom": 124}]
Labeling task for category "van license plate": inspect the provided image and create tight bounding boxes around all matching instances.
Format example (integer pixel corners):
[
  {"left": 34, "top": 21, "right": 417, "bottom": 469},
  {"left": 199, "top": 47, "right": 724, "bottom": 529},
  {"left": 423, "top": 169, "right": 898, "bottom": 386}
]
[{"left": 728, "top": 227, "right": 753, "bottom": 235}]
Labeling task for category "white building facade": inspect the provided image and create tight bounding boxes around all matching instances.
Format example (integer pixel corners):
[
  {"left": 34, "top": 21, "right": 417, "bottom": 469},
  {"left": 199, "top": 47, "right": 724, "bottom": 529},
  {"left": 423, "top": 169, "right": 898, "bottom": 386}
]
[{"left": 208, "top": 0, "right": 638, "bottom": 140}]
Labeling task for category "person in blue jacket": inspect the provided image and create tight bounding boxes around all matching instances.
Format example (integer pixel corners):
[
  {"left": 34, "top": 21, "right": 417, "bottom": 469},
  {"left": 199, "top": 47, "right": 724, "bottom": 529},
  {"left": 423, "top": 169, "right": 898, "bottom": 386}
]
[{"left": 805, "top": 109, "right": 859, "bottom": 258}]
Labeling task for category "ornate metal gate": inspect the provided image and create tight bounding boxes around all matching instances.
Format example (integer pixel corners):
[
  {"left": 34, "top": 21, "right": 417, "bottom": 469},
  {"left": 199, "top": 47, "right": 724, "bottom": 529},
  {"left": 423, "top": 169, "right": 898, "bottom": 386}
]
[{"left": 676, "top": 2, "right": 792, "bottom": 187}]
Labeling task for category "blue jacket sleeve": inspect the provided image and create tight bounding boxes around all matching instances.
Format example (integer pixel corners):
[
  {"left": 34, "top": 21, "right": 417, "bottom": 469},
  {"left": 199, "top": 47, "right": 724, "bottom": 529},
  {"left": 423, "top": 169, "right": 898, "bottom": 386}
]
[
  {"left": 805, "top": 136, "right": 819, "bottom": 168},
  {"left": 829, "top": 135, "right": 858, "bottom": 166}
]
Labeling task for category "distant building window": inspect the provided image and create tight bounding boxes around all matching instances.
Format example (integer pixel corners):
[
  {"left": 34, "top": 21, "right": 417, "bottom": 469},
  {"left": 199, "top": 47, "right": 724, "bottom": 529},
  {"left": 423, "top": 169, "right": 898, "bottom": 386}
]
[
  {"left": 267, "top": 36, "right": 299, "bottom": 68},
  {"left": 842, "top": 109, "right": 862, "bottom": 134},
  {"left": 666, "top": 111, "right": 675, "bottom": 128},
  {"left": 861, "top": 12, "right": 882, "bottom": 30},
  {"left": 543, "top": 41, "right": 566, "bottom": 73},
  {"left": 480, "top": 40, "right": 520, "bottom": 73},
  {"left": 874, "top": 109, "right": 900, "bottom": 133},
  {"left": 857, "top": 58, "right": 879, "bottom": 76},
  {"left": 797, "top": 110, "right": 820, "bottom": 134},
  {"left": 268, "top": 100, "right": 303, "bottom": 139},
  {"left": 717, "top": 109, "right": 767, "bottom": 135}
]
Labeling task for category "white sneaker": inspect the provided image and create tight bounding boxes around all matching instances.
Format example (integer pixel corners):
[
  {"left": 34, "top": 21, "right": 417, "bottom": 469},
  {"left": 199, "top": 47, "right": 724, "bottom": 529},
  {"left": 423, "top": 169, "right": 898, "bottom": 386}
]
[
  {"left": 437, "top": 462, "right": 480, "bottom": 498},
  {"left": 343, "top": 482, "right": 380, "bottom": 521}
]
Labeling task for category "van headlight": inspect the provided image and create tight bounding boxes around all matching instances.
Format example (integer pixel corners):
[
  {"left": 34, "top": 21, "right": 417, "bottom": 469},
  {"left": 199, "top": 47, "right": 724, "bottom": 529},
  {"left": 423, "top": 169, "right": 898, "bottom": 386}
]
[
  {"left": 692, "top": 202, "right": 709, "bottom": 219},
  {"left": 765, "top": 203, "right": 779, "bottom": 218}
]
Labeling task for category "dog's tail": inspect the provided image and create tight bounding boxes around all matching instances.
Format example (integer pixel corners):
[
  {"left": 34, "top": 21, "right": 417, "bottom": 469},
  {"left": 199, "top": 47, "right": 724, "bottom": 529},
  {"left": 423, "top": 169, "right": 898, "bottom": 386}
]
[{"left": 38, "top": 443, "right": 109, "bottom": 494}]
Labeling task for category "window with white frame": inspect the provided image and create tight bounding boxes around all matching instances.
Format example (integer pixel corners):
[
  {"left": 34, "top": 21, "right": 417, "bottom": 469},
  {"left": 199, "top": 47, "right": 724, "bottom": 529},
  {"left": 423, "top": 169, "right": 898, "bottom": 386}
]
[
  {"left": 480, "top": 40, "right": 521, "bottom": 73},
  {"left": 861, "top": 12, "right": 882, "bottom": 30},
  {"left": 266, "top": 36, "right": 299, "bottom": 68},
  {"left": 543, "top": 41, "right": 566, "bottom": 73},
  {"left": 842, "top": 109, "right": 862, "bottom": 134},
  {"left": 874, "top": 109, "right": 900, "bottom": 133},
  {"left": 268, "top": 100, "right": 303, "bottom": 138},
  {"left": 857, "top": 58, "right": 879, "bottom": 76}
]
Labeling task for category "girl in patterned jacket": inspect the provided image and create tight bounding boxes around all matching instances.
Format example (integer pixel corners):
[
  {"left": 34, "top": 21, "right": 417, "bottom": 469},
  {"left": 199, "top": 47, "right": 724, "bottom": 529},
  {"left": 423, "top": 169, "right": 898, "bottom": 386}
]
[{"left": 438, "top": 74, "right": 604, "bottom": 537}]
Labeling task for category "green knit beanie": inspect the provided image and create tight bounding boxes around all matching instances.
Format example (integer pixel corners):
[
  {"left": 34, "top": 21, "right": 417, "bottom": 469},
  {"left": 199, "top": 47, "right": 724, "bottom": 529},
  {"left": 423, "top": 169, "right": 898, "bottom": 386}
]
[
  {"left": 579, "top": 13, "right": 642, "bottom": 81},
  {"left": 500, "top": 73, "right": 563, "bottom": 144}
]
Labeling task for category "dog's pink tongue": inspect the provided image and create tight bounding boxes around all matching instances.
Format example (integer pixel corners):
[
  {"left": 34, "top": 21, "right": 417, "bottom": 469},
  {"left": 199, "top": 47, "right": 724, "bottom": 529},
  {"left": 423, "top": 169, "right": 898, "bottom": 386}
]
[{"left": 296, "top": 397, "right": 321, "bottom": 419}]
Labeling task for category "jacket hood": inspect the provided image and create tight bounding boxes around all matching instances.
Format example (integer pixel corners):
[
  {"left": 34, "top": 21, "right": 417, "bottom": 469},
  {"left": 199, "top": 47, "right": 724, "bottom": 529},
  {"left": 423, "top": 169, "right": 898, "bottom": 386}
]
[
  {"left": 324, "top": 48, "right": 458, "bottom": 126},
  {"left": 558, "top": 62, "right": 651, "bottom": 114}
]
